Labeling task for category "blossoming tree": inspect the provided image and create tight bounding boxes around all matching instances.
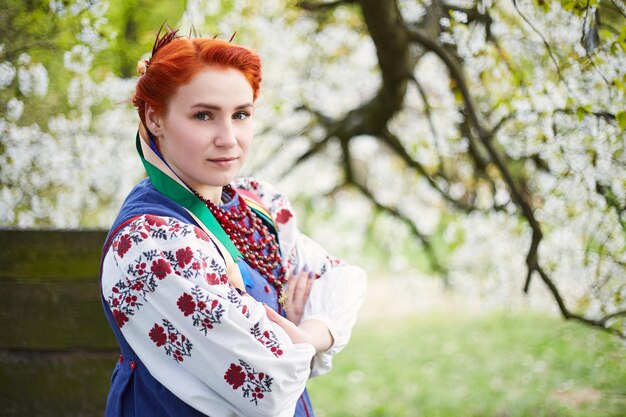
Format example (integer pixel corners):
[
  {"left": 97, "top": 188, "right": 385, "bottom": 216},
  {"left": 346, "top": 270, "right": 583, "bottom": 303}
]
[{"left": 1, "top": 0, "right": 624, "bottom": 338}]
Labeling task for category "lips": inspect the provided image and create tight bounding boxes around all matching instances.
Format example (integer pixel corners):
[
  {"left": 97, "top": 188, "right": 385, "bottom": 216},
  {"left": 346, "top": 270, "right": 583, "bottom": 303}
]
[{"left": 208, "top": 157, "right": 238, "bottom": 167}]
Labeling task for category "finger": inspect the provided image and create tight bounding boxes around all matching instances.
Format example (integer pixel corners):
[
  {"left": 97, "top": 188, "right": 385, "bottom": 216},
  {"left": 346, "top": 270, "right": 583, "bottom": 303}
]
[
  {"left": 287, "top": 271, "right": 301, "bottom": 302},
  {"left": 288, "top": 269, "right": 307, "bottom": 300},
  {"left": 264, "top": 304, "right": 296, "bottom": 330},
  {"left": 263, "top": 304, "right": 302, "bottom": 343},
  {"left": 290, "top": 258, "right": 308, "bottom": 277},
  {"left": 291, "top": 262, "right": 300, "bottom": 276},
  {"left": 263, "top": 304, "right": 283, "bottom": 323},
  {"left": 291, "top": 270, "right": 310, "bottom": 304},
  {"left": 302, "top": 271, "right": 315, "bottom": 301}
]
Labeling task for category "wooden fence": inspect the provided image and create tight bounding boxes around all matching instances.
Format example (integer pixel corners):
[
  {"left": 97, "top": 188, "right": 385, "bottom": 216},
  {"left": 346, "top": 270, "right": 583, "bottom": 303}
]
[{"left": 0, "top": 229, "right": 117, "bottom": 416}]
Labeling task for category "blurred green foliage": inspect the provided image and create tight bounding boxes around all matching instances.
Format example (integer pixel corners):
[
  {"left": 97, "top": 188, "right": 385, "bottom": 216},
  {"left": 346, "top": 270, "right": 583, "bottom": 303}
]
[
  {"left": 0, "top": 0, "right": 75, "bottom": 124},
  {"left": 98, "top": 0, "right": 185, "bottom": 78},
  {"left": 0, "top": 0, "right": 185, "bottom": 122}
]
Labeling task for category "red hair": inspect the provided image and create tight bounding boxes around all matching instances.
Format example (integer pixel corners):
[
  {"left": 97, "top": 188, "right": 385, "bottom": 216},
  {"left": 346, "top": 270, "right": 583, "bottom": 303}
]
[{"left": 132, "top": 30, "right": 262, "bottom": 129}]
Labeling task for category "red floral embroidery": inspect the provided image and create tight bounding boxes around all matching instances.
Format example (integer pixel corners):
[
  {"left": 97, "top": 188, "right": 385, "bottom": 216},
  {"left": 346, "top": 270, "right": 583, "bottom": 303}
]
[
  {"left": 108, "top": 253, "right": 169, "bottom": 328},
  {"left": 167, "top": 247, "right": 226, "bottom": 284},
  {"left": 275, "top": 208, "right": 292, "bottom": 224},
  {"left": 250, "top": 322, "right": 284, "bottom": 357},
  {"left": 224, "top": 363, "right": 246, "bottom": 389},
  {"left": 112, "top": 309, "right": 129, "bottom": 328},
  {"left": 224, "top": 360, "right": 273, "bottom": 405},
  {"left": 176, "top": 247, "right": 193, "bottom": 268},
  {"left": 205, "top": 272, "right": 227, "bottom": 285},
  {"left": 194, "top": 226, "right": 210, "bottom": 243},
  {"left": 203, "top": 259, "right": 228, "bottom": 284},
  {"left": 150, "top": 319, "right": 192, "bottom": 363},
  {"left": 115, "top": 234, "right": 132, "bottom": 257},
  {"left": 227, "top": 287, "right": 250, "bottom": 318},
  {"left": 151, "top": 258, "right": 171, "bottom": 279},
  {"left": 145, "top": 214, "right": 167, "bottom": 227},
  {"left": 326, "top": 254, "right": 343, "bottom": 267},
  {"left": 106, "top": 215, "right": 229, "bottom": 329},
  {"left": 180, "top": 286, "right": 225, "bottom": 335},
  {"left": 177, "top": 293, "right": 196, "bottom": 316},
  {"left": 149, "top": 323, "right": 167, "bottom": 347}
]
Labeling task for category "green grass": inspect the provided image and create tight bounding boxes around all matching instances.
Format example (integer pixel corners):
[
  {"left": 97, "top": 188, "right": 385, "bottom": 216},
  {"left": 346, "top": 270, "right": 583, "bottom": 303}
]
[{"left": 307, "top": 312, "right": 626, "bottom": 417}]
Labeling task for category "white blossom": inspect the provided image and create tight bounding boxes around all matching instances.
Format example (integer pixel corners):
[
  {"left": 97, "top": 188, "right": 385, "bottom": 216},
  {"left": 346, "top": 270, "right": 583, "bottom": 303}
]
[
  {"left": 78, "top": 21, "right": 103, "bottom": 49},
  {"left": 64, "top": 44, "right": 93, "bottom": 73},
  {"left": 451, "top": 10, "right": 469, "bottom": 23},
  {"left": 77, "top": 16, "right": 109, "bottom": 51},
  {"left": 30, "top": 63, "right": 49, "bottom": 97},
  {"left": 17, "top": 67, "right": 32, "bottom": 96},
  {"left": 69, "top": 0, "right": 94, "bottom": 16},
  {"left": 6, "top": 98, "right": 23, "bottom": 121},
  {"left": 0, "top": 61, "right": 16, "bottom": 89},
  {"left": 17, "top": 53, "right": 31, "bottom": 66},
  {"left": 49, "top": 0, "right": 66, "bottom": 15}
]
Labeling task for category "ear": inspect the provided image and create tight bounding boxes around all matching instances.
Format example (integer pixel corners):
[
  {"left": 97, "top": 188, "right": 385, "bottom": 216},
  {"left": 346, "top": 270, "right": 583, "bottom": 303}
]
[{"left": 145, "top": 105, "right": 163, "bottom": 137}]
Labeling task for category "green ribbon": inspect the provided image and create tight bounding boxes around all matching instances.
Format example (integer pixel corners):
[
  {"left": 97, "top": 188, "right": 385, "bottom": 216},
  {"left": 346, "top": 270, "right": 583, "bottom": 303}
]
[{"left": 135, "top": 133, "right": 242, "bottom": 263}]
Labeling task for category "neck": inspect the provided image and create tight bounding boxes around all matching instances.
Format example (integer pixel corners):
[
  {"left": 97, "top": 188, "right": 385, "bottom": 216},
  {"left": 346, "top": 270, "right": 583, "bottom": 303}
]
[{"left": 195, "top": 185, "right": 223, "bottom": 205}]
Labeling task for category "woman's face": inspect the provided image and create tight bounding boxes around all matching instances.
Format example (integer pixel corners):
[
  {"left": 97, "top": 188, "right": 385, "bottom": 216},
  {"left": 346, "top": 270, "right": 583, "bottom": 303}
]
[{"left": 146, "top": 67, "right": 255, "bottom": 203}]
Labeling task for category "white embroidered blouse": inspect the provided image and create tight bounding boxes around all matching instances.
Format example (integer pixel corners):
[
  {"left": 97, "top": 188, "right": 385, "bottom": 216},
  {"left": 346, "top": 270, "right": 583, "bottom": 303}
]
[{"left": 100, "top": 178, "right": 366, "bottom": 417}]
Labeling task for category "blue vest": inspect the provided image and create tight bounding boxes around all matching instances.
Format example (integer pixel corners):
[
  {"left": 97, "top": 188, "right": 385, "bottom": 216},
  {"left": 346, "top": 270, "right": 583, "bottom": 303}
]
[{"left": 99, "top": 179, "right": 315, "bottom": 417}]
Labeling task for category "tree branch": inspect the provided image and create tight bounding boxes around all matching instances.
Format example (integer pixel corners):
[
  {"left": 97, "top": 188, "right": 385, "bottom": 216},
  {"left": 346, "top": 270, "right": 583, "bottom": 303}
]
[
  {"left": 459, "top": 119, "right": 510, "bottom": 211},
  {"left": 535, "top": 265, "right": 624, "bottom": 338},
  {"left": 609, "top": 0, "right": 626, "bottom": 19},
  {"left": 600, "top": 309, "right": 626, "bottom": 325},
  {"left": 298, "top": 0, "right": 354, "bottom": 11},
  {"left": 408, "top": 75, "right": 439, "bottom": 143},
  {"left": 380, "top": 129, "right": 483, "bottom": 213},
  {"left": 406, "top": 27, "right": 488, "bottom": 142},
  {"left": 442, "top": 2, "right": 494, "bottom": 30},
  {"left": 293, "top": 0, "right": 625, "bottom": 339},
  {"left": 408, "top": 23, "right": 549, "bottom": 293},
  {"left": 511, "top": 0, "right": 566, "bottom": 82},
  {"left": 348, "top": 177, "right": 448, "bottom": 277}
]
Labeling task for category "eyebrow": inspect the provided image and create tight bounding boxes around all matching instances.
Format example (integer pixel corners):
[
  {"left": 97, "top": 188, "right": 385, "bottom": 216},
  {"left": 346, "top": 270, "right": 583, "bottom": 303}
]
[{"left": 190, "top": 103, "right": 254, "bottom": 111}]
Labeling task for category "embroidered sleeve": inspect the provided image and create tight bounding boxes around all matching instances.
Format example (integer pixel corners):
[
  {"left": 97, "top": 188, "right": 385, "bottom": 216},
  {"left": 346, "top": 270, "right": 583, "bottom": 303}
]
[
  {"left": 101, "top": 214, "right": 315, "bottom": 417},
  {"left": 233, "top": 178, "right": 367, "bottom": 377}
]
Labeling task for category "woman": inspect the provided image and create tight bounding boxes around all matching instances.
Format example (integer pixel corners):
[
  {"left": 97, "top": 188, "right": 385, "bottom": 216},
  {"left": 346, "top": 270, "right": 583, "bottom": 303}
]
[{"left": 99, "top": 27, "right": 366, "bottom": 417}]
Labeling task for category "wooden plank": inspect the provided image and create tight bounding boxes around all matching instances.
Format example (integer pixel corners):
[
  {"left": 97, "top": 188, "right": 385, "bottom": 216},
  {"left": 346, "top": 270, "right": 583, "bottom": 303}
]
[
  {"left": 0, "top": 280, "right": 117, "bottom": 349},
  {"left": 0, "top": 350, "right": 115, "bottom": 416},
  {"left": 0, "top": 229, "right": 107, "bottom": 280},
  {"left": 0, "top": 230, "right": 120, "bottom": 415}
]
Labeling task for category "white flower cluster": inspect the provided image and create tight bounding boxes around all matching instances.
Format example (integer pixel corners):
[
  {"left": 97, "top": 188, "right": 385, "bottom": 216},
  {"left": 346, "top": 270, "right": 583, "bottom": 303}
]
[
  {"left": 64, "top": 44, "right": 94, "bottom": 74},
  {"left": 0, "top": 52, "right": 50, "bottom": 100},
  {"left": 219, "top": 0, "right": 625, "bottom": 323},
  {"left": 434, "top": 0, "right": 625, "bottom": 320},
  {"left": 1, "top": 0, "right": 142, "bottom": 228},
  {"left": 0, "top": 51, "right": 49, "bottom": 123}
]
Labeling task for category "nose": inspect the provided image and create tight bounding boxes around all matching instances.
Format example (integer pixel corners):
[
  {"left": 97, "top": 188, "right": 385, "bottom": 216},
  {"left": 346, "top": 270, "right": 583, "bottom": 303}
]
[{"left": 214, "top": 118, "right": 237, "bottom": 148}]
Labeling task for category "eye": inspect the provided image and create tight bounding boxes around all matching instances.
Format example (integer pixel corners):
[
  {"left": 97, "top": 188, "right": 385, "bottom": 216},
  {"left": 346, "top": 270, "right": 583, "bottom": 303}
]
[
  {"left": 194, "top": 112, "right": 212, "bottom": 121},
  {"left": 233, "top": 111, "right": 251, "bottom": 120}
]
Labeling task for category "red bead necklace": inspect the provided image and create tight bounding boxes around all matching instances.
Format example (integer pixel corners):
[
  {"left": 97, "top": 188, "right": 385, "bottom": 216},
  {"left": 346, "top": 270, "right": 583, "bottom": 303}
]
[{"left": 192, "top": 185, "right": 287, "bottom": 305}]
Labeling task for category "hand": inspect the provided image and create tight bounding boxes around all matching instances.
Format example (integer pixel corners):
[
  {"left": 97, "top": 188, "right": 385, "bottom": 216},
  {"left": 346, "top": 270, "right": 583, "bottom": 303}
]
[
  {"left": 285, "top": 267, "right": 315, "bottom": 325},
  {"left": 264, "top": 305, "right": 332, "bottom": 353}
]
